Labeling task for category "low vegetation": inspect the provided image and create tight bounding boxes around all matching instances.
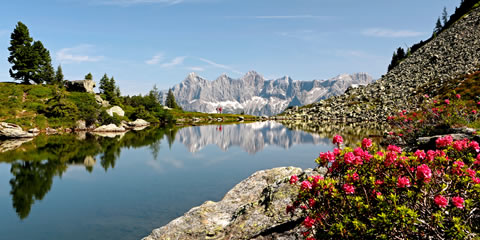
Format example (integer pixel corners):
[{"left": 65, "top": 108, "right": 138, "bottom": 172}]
[{"left": 289, "top": 135, "right": 480, "bottom": 239}]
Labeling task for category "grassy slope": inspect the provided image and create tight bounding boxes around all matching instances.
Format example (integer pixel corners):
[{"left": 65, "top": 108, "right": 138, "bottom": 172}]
[{"left": 0, "top": 82, "right": 257, "bottom": 130}]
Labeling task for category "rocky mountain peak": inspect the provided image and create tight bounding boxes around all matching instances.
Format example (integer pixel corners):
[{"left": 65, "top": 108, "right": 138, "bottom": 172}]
[{"left": 166, "top": 72, "right": 375, "bottom": 116}]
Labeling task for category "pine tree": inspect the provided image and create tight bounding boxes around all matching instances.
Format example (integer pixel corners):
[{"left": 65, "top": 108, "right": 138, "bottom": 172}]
[
  {"left": 54, "top": 65, "right": 64, "bottom": 85},
  {"left": 8, "top": 21, "right": 35, "bottom": 83},
  {"left": 165, "top": 89, "right": 180, "bottom": 109},
  {"left": 434, "top": 17, "right": 443, "bottom": 34},
  {"left": 85, "top": 72, "right": 93, "bottom": 80},
  {"left": 32, "top": 41, "right": 54, "bottom": 84},
  {"left": 442, "top": 7, "right": 448, "bottom": 26},
  {"left": 99, "top": 73, "right": 109, "bottom": 94}
]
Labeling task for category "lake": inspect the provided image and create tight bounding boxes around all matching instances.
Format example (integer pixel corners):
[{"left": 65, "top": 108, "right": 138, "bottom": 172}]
[{"left": 0, "top": 121, "right": 368, "bottom": 240}]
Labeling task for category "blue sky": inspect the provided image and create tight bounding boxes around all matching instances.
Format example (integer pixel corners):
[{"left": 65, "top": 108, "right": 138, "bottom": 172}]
[{"left": 0, "top": 0, "right": 460, "bottom": 95}]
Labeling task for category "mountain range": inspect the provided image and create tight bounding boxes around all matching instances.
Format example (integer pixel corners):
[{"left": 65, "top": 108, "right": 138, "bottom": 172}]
[{"left": 162, "top": 71, "right": 374, "bottom": 116}]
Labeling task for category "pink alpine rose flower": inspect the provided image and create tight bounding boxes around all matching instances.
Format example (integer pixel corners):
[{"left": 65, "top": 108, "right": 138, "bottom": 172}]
[
  {"left": 469, "top": 141, "right": 480, "bottom": 152},
  {"left": 362, "top": 138, "right": 373, "bottom": 149},
  {"left": 453, "top": 161, "right": 465, "bottom": 175},
  {"left": 472, "top": 177, "right": 480, "bottom": 184},
  {"left": 456, "top": 94, "right": 461, "bottom": 99},
  {"left": 344, "top": 152, "right": 355, "bottom": 164},
  {"left": 414, "top": 150, "right": 426, "bottom": 161},
  {"left": 416, "top": 164, "right": 432, "bottom": 183},
  {"left": 385, "top": 151, "right": 397, "bottom": 166},
  {"left": 434, "top": 195, "right": 448, "bottom": 208},
  {"left": 332, "top": 135, "right": 343, "bottom": 145},
  {"left": 303, "top": 216, "right": 315, "bottom": 228},
  {"left": 387, "top": 145, "right": 402, "bottom": 153},
  {"left": 397, "top": 176, "right": 411, "bottom": 188},
  {"left": 300, "top": 180, "right": 312, "bottom": 190},
  {"left": 445, "top": 99, "right": 450, "bottom": 105},
  {"left": 342, "top": 183, "right": 355, "bottom": 194},
  {"left": 436, "top": 135, "right": 453, "bottom": 148},
  {"left": 452, "top": 196, "right": 464, "bottom": 209},
  {"left": 466, "top": 168, "right": 476, "bottom": 178},
  {"left": 289, "top": 175, "right": 299, "bottom": 184}
]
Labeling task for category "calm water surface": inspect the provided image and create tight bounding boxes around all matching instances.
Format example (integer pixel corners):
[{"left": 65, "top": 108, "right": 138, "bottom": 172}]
[{"left": 0, "top": 122, "right": 341, "bottom": 240}]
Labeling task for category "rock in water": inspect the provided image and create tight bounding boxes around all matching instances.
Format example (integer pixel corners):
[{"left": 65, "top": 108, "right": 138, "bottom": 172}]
[
  {"left": 65, "top": 79, "right": 96, "bottom": 93},
  {"left": 0, "top": 122, "right": 36, "bottom": 138},
  {"left": 142, "top": 167, "right": 319, "bottom": 240},
  {"left": 106, "top": 106, "right": 125, "bottom": 117}
]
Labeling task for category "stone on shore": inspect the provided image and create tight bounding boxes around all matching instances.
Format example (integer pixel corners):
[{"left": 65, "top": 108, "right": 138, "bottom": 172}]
[
  {"left": 93, "top": 124, "right": 126, "bottom": 132},
  {"left": 106, "top": 106, "right": 125, "bottom": 117},
  {"left": 142, "top": 166, "right": 326, "bottom": 240},
  {"left": 0, "top": 122, "right": 36, "bottom": 138},
  {"left": 127, "top": 119, "right": 150, "bottom": 127}
]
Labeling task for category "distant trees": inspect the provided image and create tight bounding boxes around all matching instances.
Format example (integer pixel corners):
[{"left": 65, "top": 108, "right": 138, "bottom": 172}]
[
  {"left": 84, "top": 73, "right": 93, "bottom": 80},
  {"left": 8, "top": 21, "right": 55, "bottom": 84},
  {"left": 387, "top": 47, "right": 406, "bottom": 72},
  {"left": 165, "top": 89, "right": 181, "bottom": 109},
  {"left": 54, "top": 65, "right": 64, "bottom": 85},
  {"left": 434, "top": 17, "right": 443, "bottom": 34},
  {"left": 99, "top": 73, "right": 120, "bottom": 104}
]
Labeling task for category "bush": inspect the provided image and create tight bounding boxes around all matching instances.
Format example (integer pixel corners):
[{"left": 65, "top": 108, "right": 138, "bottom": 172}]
[
  {"left": 98, "top": 110, "right": 122, "bottom": 126},
  {"left": 387, "top": 93, "right": 479, "bottom": 146},
  {"left": 288, "top": 135, "right": 479, "bottom": 239}
]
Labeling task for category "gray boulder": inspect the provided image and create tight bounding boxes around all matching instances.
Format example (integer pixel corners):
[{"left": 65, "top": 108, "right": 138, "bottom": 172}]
[
  {"left": 93, "top": 124, "right": 126, "bottom": 132},
  {"left": 0, "top": 122, "right": 36, "bottom": 138},
  {"left": 127, "top": 119, "right": 150, "bottom": 127},
  {"left": 143, "top": 166, "right": 319, "bottom": 240},
  {"left": 95, "top": 94, "right": 110, "bottom": 107},
  {"left": 65, "top": 79, "right": 95, "bottom": 93},
  {"left": 106, "top": 106, "right": 125, "bottom": 117}
]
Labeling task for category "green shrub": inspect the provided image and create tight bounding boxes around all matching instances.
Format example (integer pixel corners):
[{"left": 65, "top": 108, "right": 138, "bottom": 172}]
[
  {"left": 34, "top": 115, "right": 47, "bottom": 129},
  {"left": 98, "top": 110, "right": 121, "bottom": 126},
  {"left": 27, "top": 86, "right": 53, "bottom": 99}
]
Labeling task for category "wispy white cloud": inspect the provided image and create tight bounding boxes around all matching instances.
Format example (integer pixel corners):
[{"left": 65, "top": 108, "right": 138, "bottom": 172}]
[
  {"left": 362, "top": 28, "right": 425, "bottom": 38},
  {"left": 145, "top": 53, "right": 164, "bottom": 65},
  {"left": 99, "top": 0, "right": 183, "bottom": 6},
  {"left": 198, "top": 57, "right": 242, "bottom": 75},
  {"left": 253, "top": 15, "right": 328, "bottom": 19},
  {"left": 161, "top": 56, "right": 186, "bottom": 68},
  {"left": 188, "top": 66, "right": 205, "bottom": 72},
  {"left": 56, "top": 44, "right": 104, "bottom": 64}
]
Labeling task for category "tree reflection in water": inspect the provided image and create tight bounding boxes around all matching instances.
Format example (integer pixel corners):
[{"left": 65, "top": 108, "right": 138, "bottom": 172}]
[{"left": 0, "top": 126, "right": 176, "bottom": 219}]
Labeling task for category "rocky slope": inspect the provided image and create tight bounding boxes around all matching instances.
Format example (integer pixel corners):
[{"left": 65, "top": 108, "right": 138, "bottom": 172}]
[
  {"left": 163, "top": 72, "right": 373, "bottom": 116},
  {"left": 283, "top": 6, "right": 480, "bottom": 122}
]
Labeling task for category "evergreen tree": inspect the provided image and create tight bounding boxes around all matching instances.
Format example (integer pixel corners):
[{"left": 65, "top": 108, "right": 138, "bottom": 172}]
[
  {"left": 8, "top": 21, "right": 35, "bottom": 83},
  {"left": 84, "top": 72, "right": 93, "bottom": 80},
  {"left": 32, "top": 41, "right": 54, "bottom": 84},
  {"left": 434, "top": 17, "right": 443, "bottom": 34},
  {"left": 442, "top": 7, "right": 449, "bottom": 26},
  {"left": 99, "top": 74, "right": 120, "bottom": 103},
  {"left": 387, "top": 47, "right": 406, "bottom": 72},
  {"left": 165, "top": 89, "right": 180, "bottom": 109},
  {"left": 54, "top": 65, "right": 64, "bottom": 85},
  {"left": 99, "top": 73, "right": 110, "bottom": 94}
]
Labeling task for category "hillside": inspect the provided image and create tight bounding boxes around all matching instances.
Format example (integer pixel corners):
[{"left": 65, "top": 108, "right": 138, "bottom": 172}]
[
  {"left": 282, "top": 4, "right": 480, "bottom": 122},
  {"left": 164, "top": 71, "right": 374, "bottom": 116}
]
